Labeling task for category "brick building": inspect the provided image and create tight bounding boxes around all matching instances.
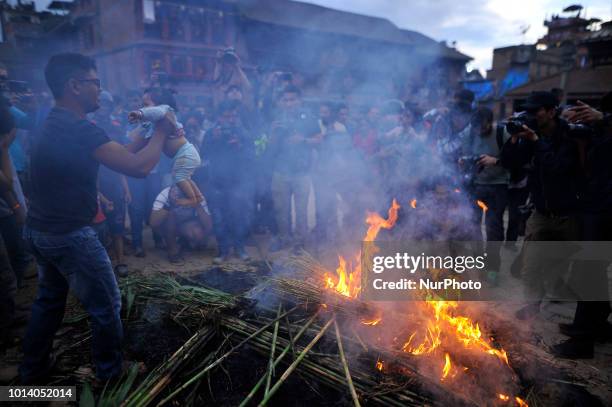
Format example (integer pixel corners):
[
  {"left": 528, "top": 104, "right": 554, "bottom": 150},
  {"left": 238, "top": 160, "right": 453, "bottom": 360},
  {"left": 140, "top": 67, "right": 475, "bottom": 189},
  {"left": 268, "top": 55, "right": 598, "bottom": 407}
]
[
  {"left": 61, "top": 0, "right": 470, "bottom": 106},
  {"left": 1, "top": 0, "right": 471, "bottom": 107}
]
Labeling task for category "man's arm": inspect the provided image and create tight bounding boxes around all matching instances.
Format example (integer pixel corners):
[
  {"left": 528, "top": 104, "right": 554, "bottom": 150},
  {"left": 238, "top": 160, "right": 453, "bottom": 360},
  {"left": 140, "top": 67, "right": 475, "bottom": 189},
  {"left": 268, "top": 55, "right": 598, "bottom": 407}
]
[
  {"left": 94, "top": 118, "right": 173, "bottom": 178},
  {"left": 125, "top": 125, "right": 149, "bottom": 153}
]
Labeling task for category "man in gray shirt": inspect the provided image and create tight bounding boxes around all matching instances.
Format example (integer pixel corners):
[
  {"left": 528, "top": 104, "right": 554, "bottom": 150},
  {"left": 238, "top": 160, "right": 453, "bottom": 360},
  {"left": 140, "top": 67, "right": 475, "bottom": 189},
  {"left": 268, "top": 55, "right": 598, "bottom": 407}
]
[{"left": 461, "top": 107, "right": 510, "bottom": 284}]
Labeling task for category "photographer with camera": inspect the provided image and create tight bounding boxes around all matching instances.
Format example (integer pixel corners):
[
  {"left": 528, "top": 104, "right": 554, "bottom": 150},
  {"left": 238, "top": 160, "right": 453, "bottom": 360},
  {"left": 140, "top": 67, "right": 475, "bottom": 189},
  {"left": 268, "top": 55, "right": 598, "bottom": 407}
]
[
  {"left": 268, "top": 85, "right": 320, "bottom": 251},
  {"left": 500, "top": 91, "right": 583, "bottom": 320},
  {"left": 460, "top": 107, "right": 510, "bottom": 285},
  {"left": 213, "top": 48, "right": 252, "bottom": 109},
  {"left": 429, "top": 90, "right": 475, "bottom": 176},
  {"left": 550, "top": 95, "right": 612, "bottom": 359},
  {"left": 201, "top": 100, "right": 255, "bottom": 262}
]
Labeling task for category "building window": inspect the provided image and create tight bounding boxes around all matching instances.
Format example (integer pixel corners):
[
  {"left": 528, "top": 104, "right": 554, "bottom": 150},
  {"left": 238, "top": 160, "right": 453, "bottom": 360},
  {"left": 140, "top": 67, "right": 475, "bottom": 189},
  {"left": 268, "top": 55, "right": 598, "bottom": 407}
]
[
  {"left": 211, "top": 11, "right": 225, "bottom": 45},
  {"left": 189, "top": 8, "right": 207, "bottom": 43},
  {"left": 170, "top": 55, "right": 187, "bottom": 75},
  {"left": 166, "top": 5, "right": 186, "bottom": 42},
  {"left": 144, "top": 52, "right": 165, "bottom": 76},
  {"left": 144, "top": 2, "right": 163, "bottom": 39},
  {"left": 193, "top": 57, "right": 212, "bottom": 79}
]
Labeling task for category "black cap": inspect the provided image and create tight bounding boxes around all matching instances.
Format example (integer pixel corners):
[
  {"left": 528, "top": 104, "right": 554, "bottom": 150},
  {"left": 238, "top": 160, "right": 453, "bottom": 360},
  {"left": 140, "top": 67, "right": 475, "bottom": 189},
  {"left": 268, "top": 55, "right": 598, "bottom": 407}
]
[{"left": 522, "top": 91, "right": 558, "bottom": 111}]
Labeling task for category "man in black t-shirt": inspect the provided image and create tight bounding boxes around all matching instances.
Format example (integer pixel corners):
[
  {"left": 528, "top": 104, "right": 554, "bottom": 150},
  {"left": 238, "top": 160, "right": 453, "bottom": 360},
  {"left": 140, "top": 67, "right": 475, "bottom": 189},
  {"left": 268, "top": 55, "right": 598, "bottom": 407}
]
[{"left": 20, "top": 53, "right": 175, "bottom": 384}]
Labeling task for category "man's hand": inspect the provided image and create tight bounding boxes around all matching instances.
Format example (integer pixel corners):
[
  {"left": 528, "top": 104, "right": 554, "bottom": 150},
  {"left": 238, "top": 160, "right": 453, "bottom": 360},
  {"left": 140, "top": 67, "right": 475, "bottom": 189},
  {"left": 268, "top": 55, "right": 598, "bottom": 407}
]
[
  {"left": 13, "top": 204, "right": 25, "bottom": 225},
  {"left": 515, "top": 125, "right": 538, "bottom": 142},
  {"left": 477, "top": 154, "right": 498, "bottom": 167},
  {"left": 128, "top": 110, "right": 143, "bottom": 123},
  {"left": 1, "top": 129, "right": 17, "bottom": 149},
  {"left": 564, "top": 101, "right": 604, "bottom": 125}
]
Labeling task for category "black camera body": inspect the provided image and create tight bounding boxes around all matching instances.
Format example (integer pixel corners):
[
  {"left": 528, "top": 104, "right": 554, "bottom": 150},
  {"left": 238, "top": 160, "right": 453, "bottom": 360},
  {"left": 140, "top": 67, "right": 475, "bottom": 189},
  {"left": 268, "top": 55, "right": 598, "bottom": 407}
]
[
  {"left": 503, "top": 111, "right": 538, "bottom": 135},
  {"left": 459, "top": 155, "right": 483, "bottom": 184}
]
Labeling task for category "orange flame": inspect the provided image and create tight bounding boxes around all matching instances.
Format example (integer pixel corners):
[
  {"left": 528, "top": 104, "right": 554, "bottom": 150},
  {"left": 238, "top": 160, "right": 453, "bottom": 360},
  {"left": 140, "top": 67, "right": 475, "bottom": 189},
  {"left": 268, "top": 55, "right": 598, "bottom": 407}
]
[
  {"left": 476, "top": 200, "right": 489, "bottom": 212},
  {"left": 402, "top": 301, "right": 509, "bottom": 366},
  {"left": 515, "top": 397, "right": 528, "bottom": 407},
  {"left": 499, "top": 394, "right": 510, "bottom": 401},
  {"left": 324, "top": 199, "right": 401, "bottom": 298},
  {"left": 361, "top": 316, "right": 382, "bottom": 326},
  {"left": 376, "top": 359, "right": 384, "bottom": 371},
  {"left": 410, "top": 199, "right": 417, "bottom": 209},
  {"left": 441, "top": 353, "right": 451, "bottom": 380}
]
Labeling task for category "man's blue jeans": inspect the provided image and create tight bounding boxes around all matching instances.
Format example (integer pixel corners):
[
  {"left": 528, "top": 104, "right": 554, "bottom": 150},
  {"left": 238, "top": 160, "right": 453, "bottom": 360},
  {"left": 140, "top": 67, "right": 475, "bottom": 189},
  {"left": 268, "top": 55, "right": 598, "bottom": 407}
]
[{"left": 20, "top": 226, "right": 123, "bottom": 381}]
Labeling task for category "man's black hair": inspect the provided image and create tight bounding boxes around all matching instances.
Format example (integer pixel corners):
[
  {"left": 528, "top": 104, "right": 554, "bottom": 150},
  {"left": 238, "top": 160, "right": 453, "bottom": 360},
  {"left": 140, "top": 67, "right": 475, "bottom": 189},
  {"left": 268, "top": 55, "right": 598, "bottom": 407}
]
[
  {"left": 216, "top": 99, "right": 240, "bottom": 117},
  {"left": 550, "top": 88, "right": 564, "bottom": 100},
  {"left": 0, "top": 96, "right": 15, "bottom": 135},
  {"left": 336, "top": 102, "right": 348, "bottom": 111},
  {"left": 145, "top": 87, "right": 178, "bottom": 110},
  {"left": 184, "top": 110, "right": 204, "bottom": 124},
  {"left": 45, "top": 53, "right": 97, "bottom": 99},
  {"left": 279, "top": 85, "right": 301, "bottom": 98}
]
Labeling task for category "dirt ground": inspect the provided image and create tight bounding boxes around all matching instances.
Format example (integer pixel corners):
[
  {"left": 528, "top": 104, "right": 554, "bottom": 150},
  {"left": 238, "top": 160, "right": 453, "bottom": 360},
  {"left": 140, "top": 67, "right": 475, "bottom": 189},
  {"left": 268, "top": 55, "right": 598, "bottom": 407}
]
[{"left": 1, "top": 227, "right": 611, "bottom": 406}]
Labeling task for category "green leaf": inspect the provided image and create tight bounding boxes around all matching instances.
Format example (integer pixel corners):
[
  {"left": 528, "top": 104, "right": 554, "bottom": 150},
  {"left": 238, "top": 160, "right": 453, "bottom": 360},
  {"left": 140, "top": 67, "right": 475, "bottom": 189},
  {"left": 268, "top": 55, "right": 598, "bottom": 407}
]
[{"left": 79, "top": 383, "right": 95, "bottom": 407}]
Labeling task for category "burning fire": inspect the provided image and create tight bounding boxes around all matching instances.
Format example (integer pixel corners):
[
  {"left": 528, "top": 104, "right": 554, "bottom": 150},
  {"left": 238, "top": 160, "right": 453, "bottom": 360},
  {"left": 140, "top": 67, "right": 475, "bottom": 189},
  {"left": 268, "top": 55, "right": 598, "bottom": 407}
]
[
  {"left": 402, "top": 300, "right": 509, "bottom": 366},
  {"left": 323, "top": 199, "right": 400, "bottom": 298},
  {"left": 361, "top": 316, "right": 382, "bottom": 326},
  {"left": 515, "top": 397, "right": 528, "bottom": 407},
  {"left": 476, "top": 199, "right": 489, "bottom": 213},
  {"left": 320, "top": 199, "right": 526, "bottom": 406},
  {"left": 441, "top": 353, "right": 451, "bottom": 380}
]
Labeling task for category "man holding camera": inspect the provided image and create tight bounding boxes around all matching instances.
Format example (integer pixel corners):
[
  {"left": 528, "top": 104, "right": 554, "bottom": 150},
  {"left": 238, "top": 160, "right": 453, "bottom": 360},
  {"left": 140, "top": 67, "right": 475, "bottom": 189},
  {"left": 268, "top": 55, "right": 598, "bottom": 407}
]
[
  {"left": 461, "top": 107, "right": 510, "bottom": 285},
  {"left": 551, "top": 97, "right": 612, "bottom": 359},
  {"left": 213, "top": 48, "right": 252, "bottom": 109},
  {"left": 500, "top": 91, "right": 583, "bottom": 320},
  {"left": 268, "top": 85, "right": 320, "bottom": 251}
]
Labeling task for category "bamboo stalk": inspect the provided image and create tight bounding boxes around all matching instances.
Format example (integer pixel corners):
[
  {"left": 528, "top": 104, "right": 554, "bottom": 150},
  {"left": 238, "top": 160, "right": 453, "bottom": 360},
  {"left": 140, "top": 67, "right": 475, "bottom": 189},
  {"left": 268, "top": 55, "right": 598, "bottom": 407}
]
[
  {"left": 257, "top": 316, "right": 335, "bottom": 407},
  {"left": 231, "top": 319, "right": 430, "bottom": 406},
  {"left": 157, "top": 306, "right": 298, "bottom": 406},
  {"left": 237, "top": 310, "right": 321, "bottom": 407},
  {"left": 264, "top": 304, "right": 282, "bottom": 397},
  {"left": 334, "top": 320, "right": 361, "bottom": 407}
]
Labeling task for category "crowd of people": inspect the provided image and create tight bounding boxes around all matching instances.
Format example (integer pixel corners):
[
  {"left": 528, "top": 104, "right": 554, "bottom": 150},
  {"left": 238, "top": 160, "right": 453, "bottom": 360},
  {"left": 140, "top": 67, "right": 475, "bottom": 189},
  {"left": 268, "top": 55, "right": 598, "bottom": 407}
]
[{"left": 0, "top": 50, "right": 611, "bottom": 386}]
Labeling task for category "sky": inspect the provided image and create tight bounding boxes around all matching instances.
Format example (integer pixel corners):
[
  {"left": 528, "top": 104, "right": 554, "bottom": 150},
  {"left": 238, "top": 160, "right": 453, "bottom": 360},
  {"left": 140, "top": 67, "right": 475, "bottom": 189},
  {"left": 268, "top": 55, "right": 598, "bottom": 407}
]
[{"left": 24, "top": 0, "right": 612, "bottom": 73}]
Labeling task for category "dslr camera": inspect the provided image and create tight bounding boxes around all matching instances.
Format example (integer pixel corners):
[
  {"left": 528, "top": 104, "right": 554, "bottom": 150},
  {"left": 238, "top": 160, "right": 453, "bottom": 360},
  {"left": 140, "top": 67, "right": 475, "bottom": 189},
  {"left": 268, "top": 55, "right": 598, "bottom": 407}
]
[
  {"left": 459, "top": 155, "right": 483, "bottom": 184},
  {"left": 503, "top": 111, "right": 538, "bottom": 135}
]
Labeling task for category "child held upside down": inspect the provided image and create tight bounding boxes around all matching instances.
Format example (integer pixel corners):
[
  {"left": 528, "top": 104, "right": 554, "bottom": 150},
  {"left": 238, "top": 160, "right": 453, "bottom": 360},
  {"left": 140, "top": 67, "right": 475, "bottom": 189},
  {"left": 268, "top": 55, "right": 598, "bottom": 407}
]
[{"left": 128, "top": 91, "right": 203, "bottom": 207}]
